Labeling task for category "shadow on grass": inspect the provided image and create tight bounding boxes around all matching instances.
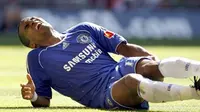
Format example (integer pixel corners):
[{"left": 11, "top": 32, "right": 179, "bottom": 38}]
[
  {"left": 0, "top": 106, "right": 89, "bottom": 109},
  {"left": 0, "top": 106, "right": 164, "bottom": 112}
]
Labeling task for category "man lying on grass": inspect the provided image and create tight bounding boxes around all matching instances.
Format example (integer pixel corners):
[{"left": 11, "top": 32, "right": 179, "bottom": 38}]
[{"left": 18, "top": 16, "right": 200, "bottom": 110}]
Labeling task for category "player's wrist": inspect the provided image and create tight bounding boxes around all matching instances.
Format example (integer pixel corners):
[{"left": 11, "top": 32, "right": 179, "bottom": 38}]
[{"left": 30, "top": 92, "right": 38, "bottom": 102}]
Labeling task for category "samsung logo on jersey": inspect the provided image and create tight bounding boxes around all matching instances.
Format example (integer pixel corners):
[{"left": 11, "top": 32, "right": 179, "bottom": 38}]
[{"left": 63, "top": 43, "right": 102, "bottom": 71}]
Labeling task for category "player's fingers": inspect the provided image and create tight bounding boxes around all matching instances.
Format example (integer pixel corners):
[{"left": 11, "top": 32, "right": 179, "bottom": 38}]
[
  {"left": 21, "top": 85, "right": 27, "bottom": 93},
  {"left": 147, "top": 56, "right": 159, "bottom": 61},
  {"left": 151, "top": 56, "right": 160, "bottom": 61},
  {"left": 20, "top": 84, "right": 25, "bottom": 87},
  {"left": 24, "top": 91, "right": 32, "bottom": 94},
  {"left": 21, "top": 88, "right": 31, "bottom": 93},
  {"left": 26, "top": 74, "right": 33, "bottom": 84},
  {"left": 22, "top": 91, "right": 33, "bottom": 100},
  {"left": 147, "top": 56, "right": 154, "bottom": 59},
  {"left": 23, "top": 86, "right": 32, "bottom": 91},
  {"left": 22, "top": 91, "right": 31, "bottom": 97},
  {"left": 22, "top": 88, "right": 32, "bottom": 93},
  {"left": 24, "top": 95, "right": 33, "bottom": 99},
  {"left": 21, "top": 86, "right": 33, "bottom": 100}
]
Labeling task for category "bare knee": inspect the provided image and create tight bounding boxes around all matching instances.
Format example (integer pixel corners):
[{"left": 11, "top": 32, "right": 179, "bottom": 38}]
[
  {"left": 123, "top": 74, "right": 140, "bottom": 90},
  {"left": 137, "top": 59, "right": 164, "bottom": 81},
  {"left": 112, "top": 74, "right": 144, "bottom": 106},
  {"left": 143, "top": 62, "right": 164, "bottom": 81}
]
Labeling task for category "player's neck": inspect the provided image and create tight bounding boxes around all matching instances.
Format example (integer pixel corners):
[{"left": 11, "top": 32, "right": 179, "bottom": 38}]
[
  {"left": 51, "top": 30, "right": 63, "bottom": 41},
  {"left": 42, "top": 30, "right": 63, "bottom": 47}
]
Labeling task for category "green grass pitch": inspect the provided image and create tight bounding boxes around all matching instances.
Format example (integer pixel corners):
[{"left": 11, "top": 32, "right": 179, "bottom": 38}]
[{"left": 0, "top": 45, "right": 200, "bottom": 112}]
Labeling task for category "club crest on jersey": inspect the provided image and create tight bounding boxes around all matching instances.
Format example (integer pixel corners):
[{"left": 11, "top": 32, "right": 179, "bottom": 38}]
[
  {"left": 104, "top": 30, "right": 114, "bottom": 39},
  {"left": 77, "top": 33, "right": 92, "bottom": 44}
]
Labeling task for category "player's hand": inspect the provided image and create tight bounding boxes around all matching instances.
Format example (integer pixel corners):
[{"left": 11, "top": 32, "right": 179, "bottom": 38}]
[
  {"left": 147, "top": 55, "right": 160, "bottom": 62},
  {"left": 20, "top": 74, "right": 36, "bottom": 100}
]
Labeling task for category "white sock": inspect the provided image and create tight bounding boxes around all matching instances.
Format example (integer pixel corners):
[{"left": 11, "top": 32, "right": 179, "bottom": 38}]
[
  {"left": 137, "top": 76, "right": 200, "bottom": 103},
  {"left": 159, "top": 57, "right": 200, "bottom": 78}
]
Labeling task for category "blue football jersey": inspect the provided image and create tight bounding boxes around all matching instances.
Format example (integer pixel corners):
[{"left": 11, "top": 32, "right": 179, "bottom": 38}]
[{"left": 27, "top": 22, "right": 127, "bottom": 107}]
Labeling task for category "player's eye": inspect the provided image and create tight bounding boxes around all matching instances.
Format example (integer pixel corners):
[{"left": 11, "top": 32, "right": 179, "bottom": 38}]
[{"left": 24, "top": 24, "right": 29, "bottom": 30}]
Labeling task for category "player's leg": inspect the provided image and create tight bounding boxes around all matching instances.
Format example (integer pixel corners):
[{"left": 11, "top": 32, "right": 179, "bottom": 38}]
[
  {"left": 136, "top": 58, "right": 164, "bottom": 81},
  {"left": 111, "top": 73, "right": 200, "bottom": 108},
  {"left": 136, "top": 57, "right": 200, "bottom": 79},
  {"left": 159, "top": 57, "right": 200, "bottom": 78},
  {"left": 109, "top": 73, "right": 148, "bottom": 109},
  {"left": 119, "top": 57, "right": 164, "bottom": 82}
]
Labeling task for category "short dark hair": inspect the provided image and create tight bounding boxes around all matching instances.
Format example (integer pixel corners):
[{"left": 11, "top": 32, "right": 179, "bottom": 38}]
[{"left": 17, "top": 25, "right": 30, "bottom": 48}]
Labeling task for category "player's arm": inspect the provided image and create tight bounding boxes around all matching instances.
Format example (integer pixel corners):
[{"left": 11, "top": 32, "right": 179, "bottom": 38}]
[
  {"left": 80, "top": 22, "right": 158, "bottom": 60},
  {"left": 117, "top": 43, "right": 152, "bottom": 57},
  {"left": 20, "top": 74, "right": 50, "bottom": 107},
  {"left": 31, "top": 96, "right": 50, "bottom": 107},
  {"left": 21, "top": 50, "right": 52, "bottom": 107},
  {"left": 117, "top": 42, "right": 159, "bottom": 61}
]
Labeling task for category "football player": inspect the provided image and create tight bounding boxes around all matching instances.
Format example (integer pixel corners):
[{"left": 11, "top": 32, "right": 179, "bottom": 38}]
[{"left": 18, "top": 16, "right": 200, "bottom": 110}]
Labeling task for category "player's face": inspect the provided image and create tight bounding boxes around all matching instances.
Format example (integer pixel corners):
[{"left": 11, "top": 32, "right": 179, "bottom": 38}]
[{"left": 18, "top": 16, "right": 53, "bottom": 48}]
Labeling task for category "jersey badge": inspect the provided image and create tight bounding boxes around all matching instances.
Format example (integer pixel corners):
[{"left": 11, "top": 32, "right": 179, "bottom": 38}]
[
  {"left": 104, "top": 30, "right": 114, "bottom": 39},
  {"left": 77, "top": 33, "right": 92, "bottom": 44}
]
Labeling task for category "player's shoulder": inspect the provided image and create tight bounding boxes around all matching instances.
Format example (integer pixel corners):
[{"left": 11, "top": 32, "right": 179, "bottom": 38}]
[
  {"left": 78, "top": 22, "right": 102, "bottom": 30},
  {"left": 27, "top": 48, "right": 43, "bottom": 59},
  {"left": 27, "top": 48, "right": 45, "bottom": 68}
]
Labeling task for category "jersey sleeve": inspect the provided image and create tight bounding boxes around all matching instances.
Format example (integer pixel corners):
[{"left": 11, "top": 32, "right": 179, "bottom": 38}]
[
  {"left": 26, "top": 50, "right": 52, "bottom": 99},
  {"left": 80, "top": 22, "right": 127, "bottom": 54}
]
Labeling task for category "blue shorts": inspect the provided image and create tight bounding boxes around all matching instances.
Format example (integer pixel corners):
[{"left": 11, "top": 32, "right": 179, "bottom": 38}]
[{"left": 103, "top": 57, "right": 150, "bottom": 110}]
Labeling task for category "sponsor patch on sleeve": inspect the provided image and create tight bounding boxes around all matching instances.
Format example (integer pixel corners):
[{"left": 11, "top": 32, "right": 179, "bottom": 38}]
[{"left": 104, "top": 30, "right": 115, "bottom": 39}]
